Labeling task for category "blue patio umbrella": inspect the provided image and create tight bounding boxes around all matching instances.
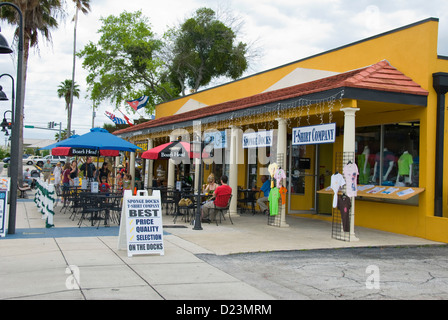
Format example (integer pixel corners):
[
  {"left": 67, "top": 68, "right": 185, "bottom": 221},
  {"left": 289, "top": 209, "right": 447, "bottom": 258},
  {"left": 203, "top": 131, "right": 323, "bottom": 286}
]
[{"left": 55, "top": 128, "right": 141, "bottom": 152}]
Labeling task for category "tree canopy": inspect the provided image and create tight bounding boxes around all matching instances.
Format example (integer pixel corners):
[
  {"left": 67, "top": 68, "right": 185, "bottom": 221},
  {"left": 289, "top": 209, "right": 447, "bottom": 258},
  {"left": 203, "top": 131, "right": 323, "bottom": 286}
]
[
  {"left": 168, "top": 7, "right": 248, "bottom": 95},
  {"left": 79, "top": 8, "right": 250, "bottom": 113},
  {"left": 78, "top": 10, "right": 178, "bottom": 114}
]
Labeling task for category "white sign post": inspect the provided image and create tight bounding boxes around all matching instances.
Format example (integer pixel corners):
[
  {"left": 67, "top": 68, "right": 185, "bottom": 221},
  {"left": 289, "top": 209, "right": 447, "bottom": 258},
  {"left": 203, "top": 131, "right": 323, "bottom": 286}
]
[{"left": 119, "top": 190, "right": 164, "bottom": 257}]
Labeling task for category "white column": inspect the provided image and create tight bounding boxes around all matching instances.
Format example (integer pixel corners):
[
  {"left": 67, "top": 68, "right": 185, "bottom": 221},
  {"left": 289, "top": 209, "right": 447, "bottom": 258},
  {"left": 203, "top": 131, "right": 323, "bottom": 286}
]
[
  {"left": 229, "top": 125, "right": 239, "bottom": 215},
  {"left": 341, "top": 106, "right": 360, "bottom": 241},
  {"left": 167, "top": 136, "right": 175, "bottom": 189},
  {"left": 276, "top": 118, "right": 289, "bottom": 227}
]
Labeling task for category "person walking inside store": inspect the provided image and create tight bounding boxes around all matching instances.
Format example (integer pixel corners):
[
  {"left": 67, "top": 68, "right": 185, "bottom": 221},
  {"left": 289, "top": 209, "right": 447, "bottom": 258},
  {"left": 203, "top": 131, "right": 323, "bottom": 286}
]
[
  {"left": 79, "top": 156, "right": 96, "bottom": 185},
  {"left": 42, "top": 159, "right": 52, "bottom": 183},
  {"left": 201, "top": 175, "right": 232, "bottom": 222},
  {"left": 256, "top": 175, "right": 271, "bottom": 215}
]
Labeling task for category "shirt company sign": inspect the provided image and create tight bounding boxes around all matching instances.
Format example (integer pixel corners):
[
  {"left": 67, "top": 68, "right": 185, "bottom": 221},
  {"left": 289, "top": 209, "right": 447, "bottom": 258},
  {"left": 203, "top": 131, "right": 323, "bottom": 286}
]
[{"left": 292, "top": 123, "right": 336, "bottom": 145}]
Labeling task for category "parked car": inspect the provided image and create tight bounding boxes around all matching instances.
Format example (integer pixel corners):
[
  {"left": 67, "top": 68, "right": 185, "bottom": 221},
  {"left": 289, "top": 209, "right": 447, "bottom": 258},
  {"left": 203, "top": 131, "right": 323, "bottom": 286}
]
[
  {"left": 33, "top": 155, "right": 66, "bottom": 167},
  {"left": 45, "top": 155, "right": 67, "bottom": 166},
  {"left": 23, "top": 155, "right": 37, "bottom": 165},
  {"left": 32, "top": 156, "right": 48, "bottom": 167},
  {"left": 3, "top": 154, "right": 30, "bottom": 164}
]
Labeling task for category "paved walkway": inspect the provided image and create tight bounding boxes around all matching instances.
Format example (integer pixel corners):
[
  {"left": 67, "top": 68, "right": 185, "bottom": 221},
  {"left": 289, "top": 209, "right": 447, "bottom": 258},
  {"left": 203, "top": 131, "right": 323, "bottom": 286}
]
[{"left": 0, "top": 188, "right": 443, "bottom": 300}]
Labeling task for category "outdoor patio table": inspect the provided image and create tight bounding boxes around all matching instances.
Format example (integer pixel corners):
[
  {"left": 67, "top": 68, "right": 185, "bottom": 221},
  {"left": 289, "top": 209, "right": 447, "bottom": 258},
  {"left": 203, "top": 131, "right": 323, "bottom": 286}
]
[
  {"left": 78, "top": 192, "right": 123, "bottom": 228},
  {"left": 237, "top": 189, "right": 258, "bottom": 215}
]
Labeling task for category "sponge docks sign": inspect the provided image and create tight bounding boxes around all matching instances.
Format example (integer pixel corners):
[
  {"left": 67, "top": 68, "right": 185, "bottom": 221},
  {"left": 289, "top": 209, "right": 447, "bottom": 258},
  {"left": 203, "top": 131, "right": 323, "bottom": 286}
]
[
  {"left": 243, "top": 131, "right": 273, "bottom": 149},
  {"left": 292, "top": 123, "right": 336, "bottom": 145}
]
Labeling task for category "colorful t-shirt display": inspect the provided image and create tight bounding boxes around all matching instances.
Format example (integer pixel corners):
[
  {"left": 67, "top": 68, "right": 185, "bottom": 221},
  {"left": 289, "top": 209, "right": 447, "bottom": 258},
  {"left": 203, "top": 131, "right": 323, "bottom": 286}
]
[
  {"left": 398, "top": 152, "right": 413, "bottom": 176},
  {"left": 337, "top": 195, "right": 351, "bottom": 232},
  {"left": 274, "top": 168, "right": 286, "bottom": 188},
  {"left": 279, "top": 186, "right": 287, "bottom": 205},
  {"left": 357, "top": 153, "right": 370, "bottom": 184},
  {"left": 268, "top": 187, "right": 280, "bottom": 216},
  {"left": 331, "top": 173, "right": 346, "bottom": 208},
  {"left": 343, "top": 162, "right": 359, "bottom": 197}
]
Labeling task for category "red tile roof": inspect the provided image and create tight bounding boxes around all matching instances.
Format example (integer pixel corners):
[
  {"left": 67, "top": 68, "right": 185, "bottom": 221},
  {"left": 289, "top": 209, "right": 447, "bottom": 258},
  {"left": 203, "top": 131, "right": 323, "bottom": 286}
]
[{"left": 115, "top": 60, "right": 428, "bottom": 135}]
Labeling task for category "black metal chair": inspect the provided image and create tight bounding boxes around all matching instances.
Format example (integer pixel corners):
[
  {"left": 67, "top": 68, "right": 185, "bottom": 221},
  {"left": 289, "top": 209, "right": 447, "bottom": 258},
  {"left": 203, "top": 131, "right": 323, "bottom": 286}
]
[
  {"left": 78, "top": 193, "right": 102, "bottom": 228},
  {"left": 163, "top": 188, "right": 181, "bottom": 215},
  {"left": 214, "top": 194, "right": 233, "bottom": 226},
  {"left": 176, "top": 194, "right": 197, "bottom": 224},
  {"left": 237, "top": 189, "right": 257, "bottom": 214},
  {"left": 98, "top": 192, "right": 123, "bottom": 226}
]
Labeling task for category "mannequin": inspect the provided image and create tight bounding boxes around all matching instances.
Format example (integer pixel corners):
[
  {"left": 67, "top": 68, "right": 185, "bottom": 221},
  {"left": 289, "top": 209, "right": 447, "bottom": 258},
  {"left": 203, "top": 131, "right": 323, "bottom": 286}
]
[
  {"left": 373, "top": 148, "right": 395, "bottom": 182},
  {"left": 396, "top": 151, "right": 413, "bottom": 185}
]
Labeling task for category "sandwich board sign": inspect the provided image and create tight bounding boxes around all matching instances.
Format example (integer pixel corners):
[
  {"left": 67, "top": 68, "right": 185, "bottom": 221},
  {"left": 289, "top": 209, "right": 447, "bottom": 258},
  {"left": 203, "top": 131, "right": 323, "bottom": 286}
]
[{"left": 118, "top": 190, "right": 165, "bottom": 257}]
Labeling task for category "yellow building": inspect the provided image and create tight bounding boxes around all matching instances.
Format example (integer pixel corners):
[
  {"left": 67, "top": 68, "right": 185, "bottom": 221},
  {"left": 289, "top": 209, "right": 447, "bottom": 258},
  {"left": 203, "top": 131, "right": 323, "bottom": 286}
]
[{"left": 115, "top": 18, "right": 448, "bottom": 243}]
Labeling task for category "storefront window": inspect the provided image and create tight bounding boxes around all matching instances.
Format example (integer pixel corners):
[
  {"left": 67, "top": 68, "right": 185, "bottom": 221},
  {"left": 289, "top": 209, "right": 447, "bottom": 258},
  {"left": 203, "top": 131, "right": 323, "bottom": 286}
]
[{"left": 356, "top": 122, "right": 420, "bottom": 187}]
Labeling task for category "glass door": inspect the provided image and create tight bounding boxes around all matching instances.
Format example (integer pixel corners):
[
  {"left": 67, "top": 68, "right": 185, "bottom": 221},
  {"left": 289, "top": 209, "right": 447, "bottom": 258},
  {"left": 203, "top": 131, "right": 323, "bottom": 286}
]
[{"left": 288, "top": 143, "right": 317, "bottom": 213}]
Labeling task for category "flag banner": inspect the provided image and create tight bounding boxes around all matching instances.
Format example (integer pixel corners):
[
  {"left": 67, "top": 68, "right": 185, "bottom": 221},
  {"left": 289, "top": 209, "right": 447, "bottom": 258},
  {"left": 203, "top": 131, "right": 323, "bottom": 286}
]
[
  {"left": 126, "top": 95, "right": 149, "bottom": 111},
  {"left": 118, "top": 109, "right": 134, "bottom": 126},
  {"left": 105, "top": 111, "right": 127, "bottom": 125}
]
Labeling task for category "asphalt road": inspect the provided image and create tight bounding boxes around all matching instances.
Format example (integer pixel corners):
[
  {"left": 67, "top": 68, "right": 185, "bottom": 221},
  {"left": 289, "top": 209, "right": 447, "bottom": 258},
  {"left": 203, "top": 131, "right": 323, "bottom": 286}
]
[{"left": 197, "top": 245, "right": 448, "bottom": 300}]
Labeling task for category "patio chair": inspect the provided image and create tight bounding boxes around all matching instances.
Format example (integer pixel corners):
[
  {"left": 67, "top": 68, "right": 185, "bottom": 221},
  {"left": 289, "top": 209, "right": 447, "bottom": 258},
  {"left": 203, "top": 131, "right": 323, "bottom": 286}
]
[
  {"left": 176, "top": 195, "right": 196, "bottom": 224},
  {"left": 78, "top": 193, "right": 102, "bottom": 228},
  {"left": 163, "top": 188, "right": 181, "bottom": 215},
  {"left": 214, "top": 194, "right": 233, "bottom": 226}
]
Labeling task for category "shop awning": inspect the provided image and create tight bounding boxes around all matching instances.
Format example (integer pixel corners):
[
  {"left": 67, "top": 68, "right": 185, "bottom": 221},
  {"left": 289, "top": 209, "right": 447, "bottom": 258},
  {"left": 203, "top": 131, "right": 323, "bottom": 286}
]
[{"left": 114, "top": 60, "right": 429, "bottom": 139}]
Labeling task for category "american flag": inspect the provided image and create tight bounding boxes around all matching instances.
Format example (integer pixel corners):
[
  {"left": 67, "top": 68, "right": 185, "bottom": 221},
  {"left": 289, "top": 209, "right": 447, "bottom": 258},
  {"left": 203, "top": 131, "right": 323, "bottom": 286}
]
[{"left": 105, "top": 111, "right": 127, "bottom": 125}]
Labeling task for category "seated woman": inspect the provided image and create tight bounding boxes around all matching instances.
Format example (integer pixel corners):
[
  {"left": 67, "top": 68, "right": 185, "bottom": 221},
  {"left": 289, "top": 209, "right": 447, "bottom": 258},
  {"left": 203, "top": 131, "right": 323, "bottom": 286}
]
[{"left": 203, "top": 173, "right": 217, "bottom": 193}]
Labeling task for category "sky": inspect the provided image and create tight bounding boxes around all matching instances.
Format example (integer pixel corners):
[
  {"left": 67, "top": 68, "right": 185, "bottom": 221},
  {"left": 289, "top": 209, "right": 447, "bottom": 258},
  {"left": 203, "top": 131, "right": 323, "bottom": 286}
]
[{"left": 0, "top": 0, "right": 448, "bottom": 146}]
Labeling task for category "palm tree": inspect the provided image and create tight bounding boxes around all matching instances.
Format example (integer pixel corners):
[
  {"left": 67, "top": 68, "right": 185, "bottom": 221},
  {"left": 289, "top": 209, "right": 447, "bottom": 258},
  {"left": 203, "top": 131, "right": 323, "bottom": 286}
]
[
  {"left": 54, "top": 128, "right": 70, "bottom": 141},
  {"left": 58, "top": 79, "right": 79, "bottom": 135},
  {"left": 0, "top": 0, "right": 64, "bottom": 184},
  {"left": 67, "top": 0, "right": 90, "bottom": 138}
]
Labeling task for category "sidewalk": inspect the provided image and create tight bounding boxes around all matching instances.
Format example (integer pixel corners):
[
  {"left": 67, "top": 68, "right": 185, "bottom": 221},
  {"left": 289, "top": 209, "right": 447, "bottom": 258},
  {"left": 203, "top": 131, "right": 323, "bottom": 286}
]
[{"left": 0, "top": 187, "right": 443, "bottom": 300}]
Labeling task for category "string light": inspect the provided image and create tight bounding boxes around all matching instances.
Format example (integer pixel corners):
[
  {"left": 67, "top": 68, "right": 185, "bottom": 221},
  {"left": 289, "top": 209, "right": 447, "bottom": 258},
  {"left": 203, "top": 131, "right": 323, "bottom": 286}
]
[{"left": 135, "top": 90, "right": 345, "bottom": 142}]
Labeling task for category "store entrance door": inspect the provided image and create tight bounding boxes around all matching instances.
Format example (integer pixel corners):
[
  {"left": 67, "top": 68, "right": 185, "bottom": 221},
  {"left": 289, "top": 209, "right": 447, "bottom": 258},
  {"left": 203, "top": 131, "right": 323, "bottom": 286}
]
[{"left": 288, "top": 143, "right": 317, "bottom": 213}]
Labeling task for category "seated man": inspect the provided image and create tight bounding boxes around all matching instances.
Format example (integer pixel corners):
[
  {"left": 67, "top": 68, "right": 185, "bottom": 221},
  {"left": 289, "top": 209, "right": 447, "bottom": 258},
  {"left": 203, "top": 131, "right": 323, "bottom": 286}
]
[
  {"left": 23, "top": 168, "right": 33, "bottom": 186},
  {"left": 202, "top": 175, "right": 232, "bottom": 222},
  {"left": 256, "top": 175, "right": 271, "bottom": 215}
]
